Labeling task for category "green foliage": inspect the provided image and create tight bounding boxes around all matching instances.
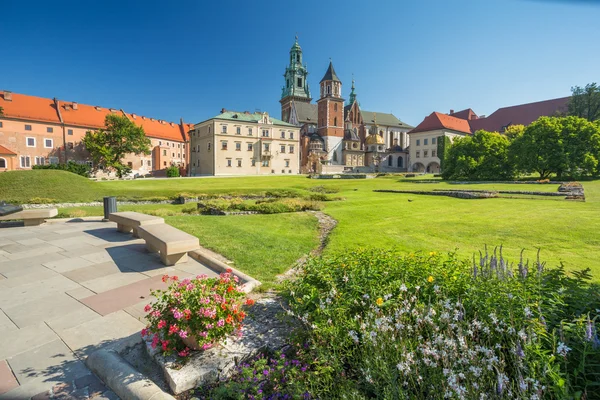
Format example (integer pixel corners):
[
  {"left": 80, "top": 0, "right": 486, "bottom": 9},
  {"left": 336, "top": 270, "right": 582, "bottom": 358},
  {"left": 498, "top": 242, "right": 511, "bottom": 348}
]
[
  {"left": 442, "top": 130, "right": 513, "bottom": 180},
  {"left": 282, "top": 249, "right": 600, "bottom": 399},
  {"left": 82, "top": 114, "right": 151, "bottom": 177},
  {"left": 569, "top": 83, "right": 600, "bottom": 122},
  {"left": 165, "top": 165, "right": 180, "bottom": 178},
  {"left": 437, "top": 135, "right": 452, "bottom": 171},
  {"left": 308, "top": 185, "right": 340, "bottom": 194},
  {"left": 32, "top": 160, "right": 90, "bottom": 177},
  {"left": 197, "top": 197, "right": 323, "bottom": 214},
  {"left": 510, "top": 116, "right": 600, "bottom": 179},
  {"left": 0, "top": 106, "right": 3, "bottom": 116}
]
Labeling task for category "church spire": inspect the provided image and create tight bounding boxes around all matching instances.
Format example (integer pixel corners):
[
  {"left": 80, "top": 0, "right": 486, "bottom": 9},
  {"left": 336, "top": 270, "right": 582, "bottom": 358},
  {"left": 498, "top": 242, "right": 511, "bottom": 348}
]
[
  {"left": 281, "top": 36, "right": 311, "bottom": 101},
  {"left": 347, "top": 74, "right": 358, "bottom": 106}
]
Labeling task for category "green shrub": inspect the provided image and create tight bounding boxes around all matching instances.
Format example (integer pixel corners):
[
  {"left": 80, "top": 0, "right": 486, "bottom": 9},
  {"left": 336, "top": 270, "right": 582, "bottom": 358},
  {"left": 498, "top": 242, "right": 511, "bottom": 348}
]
[
  {"left": 197, "top": 197, "right": 322, "bottom": 214},
  {"left": 165, "top": 165, "right": 180, "bottom": 178},
  {"left": 181, "top": 204, "right": 198, "bottom": 214},
  {"left": 32, "top": 161, "right": 90, "bottom": 177},
  {"left": 280, "top": 248, "right": 600, "bottom": 399},
  {"left": 28, "top": 197, "right": 58, "bottom": 204},
  {"left": 308, "top": 185, "right": 340, "bottom": 194}
]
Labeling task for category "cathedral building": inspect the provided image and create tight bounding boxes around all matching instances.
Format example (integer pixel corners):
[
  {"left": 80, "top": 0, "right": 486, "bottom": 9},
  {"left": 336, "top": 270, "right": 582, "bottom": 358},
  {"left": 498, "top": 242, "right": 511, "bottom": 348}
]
[{"left": 279, "top": 38, "right": 413, "bottom": 173}]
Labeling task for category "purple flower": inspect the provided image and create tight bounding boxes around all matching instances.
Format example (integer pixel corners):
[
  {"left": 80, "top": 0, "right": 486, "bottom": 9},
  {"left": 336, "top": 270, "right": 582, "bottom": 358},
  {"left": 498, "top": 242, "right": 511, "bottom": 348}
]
[{"left": 263, "top": 369, "right": 269, "bottom": 376}]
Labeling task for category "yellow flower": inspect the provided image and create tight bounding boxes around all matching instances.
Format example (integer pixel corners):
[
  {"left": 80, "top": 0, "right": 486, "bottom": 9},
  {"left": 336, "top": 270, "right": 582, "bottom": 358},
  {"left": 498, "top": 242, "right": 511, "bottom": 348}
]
[
  {"left": 429, "top": 251, "right": 437, "bottom": 257},
  {"left": 427, "top": 276, "right": 435, "bottom": 283},
  {"left": 376, "top": 297, "right": 384, "bottom": 306}
]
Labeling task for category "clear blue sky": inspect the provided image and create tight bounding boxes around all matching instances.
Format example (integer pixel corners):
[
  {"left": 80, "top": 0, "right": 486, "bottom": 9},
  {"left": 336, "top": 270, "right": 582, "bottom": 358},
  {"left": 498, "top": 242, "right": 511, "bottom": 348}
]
[{"left": 2, "top": 0, "right": 598, "bottom": 126}]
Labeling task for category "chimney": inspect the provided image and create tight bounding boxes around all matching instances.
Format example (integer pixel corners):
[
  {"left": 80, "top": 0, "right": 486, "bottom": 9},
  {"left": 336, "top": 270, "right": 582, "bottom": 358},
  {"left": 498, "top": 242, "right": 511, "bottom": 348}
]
[
  {"left": 3, "top": 91, "right": 12, "bottom": 101},
  {"left": 95, "top": 106, "right": 101, "bottom": 111},
  {"left": 132, "top": 113, "right": 137, "bottom": 119},
  {"left": 220, "top": 108, "right": 226, "bottom": 114},
  {"left": 72, "top": 102, "right": 78, "bottom": 110},
  {"left": 449, "top": 109, "right": 454, "bottom": 114}
]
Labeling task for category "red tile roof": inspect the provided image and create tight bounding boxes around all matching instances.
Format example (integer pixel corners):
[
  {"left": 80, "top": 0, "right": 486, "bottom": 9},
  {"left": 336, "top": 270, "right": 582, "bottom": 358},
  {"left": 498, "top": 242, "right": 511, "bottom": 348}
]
[
  {"left": 0, "top": 145, "right": 17, "bottom": 155},
  {"left": 1, "top": 91, "right": 187, "bottom": 142},
  {"left": 409, "top": 112, "right": 472, "bottom": 135},
  {"left": 450, "top": 108, "right": 478, "bottom": 121},
  {"left": 0, "top": 92, "right": 61, "bottom": 124},
  {"left": 469, "top": 97, "right": 569, "bottom": 133}
]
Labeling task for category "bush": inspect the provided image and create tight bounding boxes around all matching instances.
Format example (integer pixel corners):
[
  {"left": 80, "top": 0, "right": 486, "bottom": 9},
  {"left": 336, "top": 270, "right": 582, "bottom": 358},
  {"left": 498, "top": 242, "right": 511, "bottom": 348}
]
[
  {"left": 142, "top": 273, "right": 249, "bottom": 358},
  {"left": 308, "top": 185, "right": 340, "bottom": 194},
  {"left": 197, "top": 197, "right": 323, "bottom": 215},
  {"left": 280, "top": 248, "right": 600, "bottom": 399},
  {"left": 32, "top": 161, "right": 90, "bottom": 177},
  {"left": 166, "top": 165, "right": 180, "bottom": 178},
  {"left": 28, "top": 197, "right": 58, "bottom": 204}
]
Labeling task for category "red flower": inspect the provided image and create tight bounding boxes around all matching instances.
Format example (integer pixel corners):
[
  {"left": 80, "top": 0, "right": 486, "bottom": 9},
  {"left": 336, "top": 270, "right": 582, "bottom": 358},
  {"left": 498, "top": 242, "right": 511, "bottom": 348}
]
[
  {"left": 226, "top": 268, "right": 233, "bottom": 273},
  {"left": 168, "top": 324, "right": 179, "bottom": 335},
  {"left": 245, "top": 299, "right": 255, "bottom": 306},
  {"left": 227, "top": 285, "right": 234, "bottom": 293},
  {"left": 171, "top": 275, "right": 179, "bottom": 281},
  {"left": 144, "top": 304, "right": 152, "bottom": 312},
  {"left": 226, "top": 314, "right": 233, "bottom": 324},
  {"left": 161, "top": 275, "right": 169, "bottom": 283},
  {"left": 238, "top": 311, "right": 246, "bottom": 320}
]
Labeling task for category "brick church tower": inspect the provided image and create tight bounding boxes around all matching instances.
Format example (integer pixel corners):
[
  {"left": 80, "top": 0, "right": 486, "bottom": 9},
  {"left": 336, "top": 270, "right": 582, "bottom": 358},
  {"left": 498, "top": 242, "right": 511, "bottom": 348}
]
[
  {"left": 280, "top": 37, "right": 311, "bottom": 123},
  {"left": 317, "top": 61, "right": 344, "bottom": 164}
]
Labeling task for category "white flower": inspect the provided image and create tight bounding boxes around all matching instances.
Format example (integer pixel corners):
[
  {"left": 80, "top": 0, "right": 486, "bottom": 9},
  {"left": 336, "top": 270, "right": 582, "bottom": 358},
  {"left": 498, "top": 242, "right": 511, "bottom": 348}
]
[
  {"left": 348, "top": 330, "right": 359, "bottom": 343},
  {"left": 557, "top": 342, "right": 571, "bottom": 356},
  {"left": 524, "top": 307, "right": 532, "bottom": 318},
  {"left": 400, "top": 284, "right": 407, "bottom": 292}
]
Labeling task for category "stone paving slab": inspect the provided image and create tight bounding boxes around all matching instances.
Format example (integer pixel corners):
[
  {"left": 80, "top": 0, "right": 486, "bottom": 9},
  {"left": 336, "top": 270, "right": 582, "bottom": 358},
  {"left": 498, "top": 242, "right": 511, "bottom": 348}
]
[
  {"left": 0, "top": 323, "right": 58, "bottom": 360},
  {"left": 62, "top": 261, "right": 123, "bottom": 284},
  {"left": 80, "top": 271, "right": 148, "bottom": 293},
  {"left": 0, "top": 360, "right": 18, "bottom": 395},
  {"left": 0, "top": 252, "right": 66, "bottom": 273},
  {"left": 45, "top": 307, "right": 101, "bottom": 334},
  {"left": 0, "top": 275, "right": 81, "bottom": 309},
  {"left": 65, "top": 287, "right": 96, "bottom": 300},
  {"left": 42, "top": 256, "right": 97, "bottom": 274},
  {"left": 4, "top": 245, "right": 64, "bottom": 261},
  {"left": 3, "top": 293, "right": 92, "bottom": 328},
  {"left": 0, "top": 267, "right": 58, "bottom": 287},
  {"left": 0, "top": 311, "right": 17, "bottom": 333}
]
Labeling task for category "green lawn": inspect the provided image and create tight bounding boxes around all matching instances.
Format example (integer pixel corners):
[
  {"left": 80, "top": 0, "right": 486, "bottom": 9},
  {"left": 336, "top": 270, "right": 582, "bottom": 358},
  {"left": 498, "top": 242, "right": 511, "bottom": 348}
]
[{"left": 3, "top": 170, "right": 599, "bottom": 283}]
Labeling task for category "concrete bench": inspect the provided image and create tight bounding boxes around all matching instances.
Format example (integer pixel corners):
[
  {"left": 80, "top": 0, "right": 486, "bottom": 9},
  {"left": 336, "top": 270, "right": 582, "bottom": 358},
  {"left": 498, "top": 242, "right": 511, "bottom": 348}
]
[
  {"left": 108, "top": 212, "right": 164, "bottom": 238},
  {"left": 0, "top": 208, "right": 58, "bottom": 226},
  {"left": 137, "top": 224, "right": 200, "bottom": 266}
]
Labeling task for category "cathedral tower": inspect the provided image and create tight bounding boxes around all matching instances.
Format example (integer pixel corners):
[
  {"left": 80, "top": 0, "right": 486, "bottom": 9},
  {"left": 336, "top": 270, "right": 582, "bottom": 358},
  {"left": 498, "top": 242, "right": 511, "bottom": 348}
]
[
  {"left": 280, "top": 37, "right": 311, "bottom": 123},
  {"left": 317, "top": 61, "right": 345, "bottom": 164}
]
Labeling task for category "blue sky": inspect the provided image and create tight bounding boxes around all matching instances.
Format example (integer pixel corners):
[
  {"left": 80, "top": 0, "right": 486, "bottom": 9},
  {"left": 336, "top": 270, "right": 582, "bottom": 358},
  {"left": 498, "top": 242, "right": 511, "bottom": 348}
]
[{"left": 1, "top": 0, "right": 598, "bottom": 126}]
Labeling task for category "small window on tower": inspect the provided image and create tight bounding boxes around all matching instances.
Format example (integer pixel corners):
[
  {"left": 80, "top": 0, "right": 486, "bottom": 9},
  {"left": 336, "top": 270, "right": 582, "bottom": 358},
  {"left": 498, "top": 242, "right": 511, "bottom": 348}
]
[{"left": 297, "top": 78, "right": 302, "bottom": 87}]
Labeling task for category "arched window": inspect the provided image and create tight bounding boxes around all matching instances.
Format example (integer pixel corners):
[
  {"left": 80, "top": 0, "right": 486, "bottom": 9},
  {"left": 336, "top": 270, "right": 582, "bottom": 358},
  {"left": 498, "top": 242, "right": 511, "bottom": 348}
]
[
  {"left": 398, "top": 157, "right": 403, "bottom": 168},
  {"left": 0, "top": 158, "right": 6, "bottom": 168},
  {"left": 333, "top": 151, "right": 338, "bottom": 162},
  {"left": 334, "top": 117, "right": 337, "bottom": 126},
  {"left": 334, "top": 103, "right": 337, "bottom": 111},
  {"left": 388, "top": 156, "right": 393, "bottom": 166}
]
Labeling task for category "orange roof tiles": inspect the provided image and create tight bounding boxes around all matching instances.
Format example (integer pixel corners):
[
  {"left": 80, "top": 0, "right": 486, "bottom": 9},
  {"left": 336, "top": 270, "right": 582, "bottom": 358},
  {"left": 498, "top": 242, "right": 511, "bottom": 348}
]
[
  {"left": 0, "top": 92, "right": 61, "bottom": 124},
  {"left": 410, "top": 112, "right": 472, "bottom": 135},
  {"left": 0, "top": 145, "right": 17, "bottom": 155},
  {"left": 1, "top": 91, "right": 187, "bottom": 142}
]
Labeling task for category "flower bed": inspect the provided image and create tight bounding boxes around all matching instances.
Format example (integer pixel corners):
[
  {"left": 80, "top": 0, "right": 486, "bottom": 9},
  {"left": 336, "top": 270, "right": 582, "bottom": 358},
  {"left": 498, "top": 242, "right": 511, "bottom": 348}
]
[{"left": 142, "top": 272, "right": 253, "bottom": 358}]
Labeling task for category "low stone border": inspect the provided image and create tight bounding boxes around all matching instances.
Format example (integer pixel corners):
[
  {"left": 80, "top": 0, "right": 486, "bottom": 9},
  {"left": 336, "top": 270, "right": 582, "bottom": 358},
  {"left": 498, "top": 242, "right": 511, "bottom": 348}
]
[
  {"left": 432, "top": 189, "right": 566, "bottom": 196},
  {"left": 374, "top": 189, "right": 499, "bottom": 199},
  {"left": 188, "top": 249, "right": 261, "bottom": 293}
]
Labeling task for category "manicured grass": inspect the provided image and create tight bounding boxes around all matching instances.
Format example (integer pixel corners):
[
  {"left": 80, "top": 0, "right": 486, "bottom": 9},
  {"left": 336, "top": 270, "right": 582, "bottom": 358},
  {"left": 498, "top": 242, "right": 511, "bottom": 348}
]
[
  {"left": 166, "top": 214, "right": 319, "bottom": 289},
  {"left": 7, "top": 170, "right": 600, "bottom": 282}
]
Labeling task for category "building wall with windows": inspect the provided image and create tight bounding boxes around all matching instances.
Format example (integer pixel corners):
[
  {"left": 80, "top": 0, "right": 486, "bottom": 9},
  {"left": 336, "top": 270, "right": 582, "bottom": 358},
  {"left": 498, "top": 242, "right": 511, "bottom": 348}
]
[
  {"left": 408, "top": 129, "right": 466, "bottom": 173},
  {"left": 0, "top": 90, "right": 191, "bottom": 175},
  {"left": 190, "top": 110, "right": 300, "bottom": 176}
]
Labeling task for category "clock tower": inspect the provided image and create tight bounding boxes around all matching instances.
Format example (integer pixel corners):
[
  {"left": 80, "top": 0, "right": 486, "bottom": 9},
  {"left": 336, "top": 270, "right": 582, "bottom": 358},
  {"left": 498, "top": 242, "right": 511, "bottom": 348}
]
[
  {"left": 317, "top": 61, "right": 345, "bottom": 164},
  {"left": 280, "top": 37, "right": 311, "bottom": 123}
]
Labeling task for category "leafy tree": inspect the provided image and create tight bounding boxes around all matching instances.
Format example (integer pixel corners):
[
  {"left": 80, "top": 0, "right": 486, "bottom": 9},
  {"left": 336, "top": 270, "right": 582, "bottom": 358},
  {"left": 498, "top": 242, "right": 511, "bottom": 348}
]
[
  {"left": 437, "top": 135, "right": 452, "bottom": 171},
  {"left": 510, "top": 116, "right": 600, "bottom": 179},
  {"left": 0, "top": 106, "right": 4, "bottom": 116},
  {"left": 82, "top": 114, "right": 151, "bottom": 177},
  {"left": 442, "top": 130, "right": 513, "bottom": 180},
  {"left": 503, "top": 124, "right": 525, "bottom": 140},
  {"left": 568, "top": 83, "right": 600, "bottom": 122}
]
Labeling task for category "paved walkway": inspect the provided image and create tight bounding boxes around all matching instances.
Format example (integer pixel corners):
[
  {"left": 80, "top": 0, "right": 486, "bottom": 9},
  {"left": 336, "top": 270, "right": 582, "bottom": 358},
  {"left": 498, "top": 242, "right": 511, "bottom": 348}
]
[{"left": 0, "top": 219, "right": 217, "bottom": 399}]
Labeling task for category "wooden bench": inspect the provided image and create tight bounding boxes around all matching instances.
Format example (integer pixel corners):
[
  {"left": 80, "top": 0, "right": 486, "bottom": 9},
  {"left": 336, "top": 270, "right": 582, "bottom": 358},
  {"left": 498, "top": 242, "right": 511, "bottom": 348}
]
[
  {"left": 137, "top": 224, "right": 200, "bottom": 266},
  {"left": 108, "top": 212, "right": 164, "bottom": 238},
  {"left": 0, "top": 209, "right": 58, "bottom": 226}
]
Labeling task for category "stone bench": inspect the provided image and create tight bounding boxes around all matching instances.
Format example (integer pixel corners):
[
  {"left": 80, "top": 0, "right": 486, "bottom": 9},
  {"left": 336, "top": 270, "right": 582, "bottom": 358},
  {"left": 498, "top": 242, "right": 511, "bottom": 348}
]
[
  {"left": 0, "top": 208, "right": 58, "bottom": 226},
  {"left": 108, "top": 212, "right": 164, "bottom": 238},
  {"left": 137, "top": 224, "right": 200, "bottom": 266}
]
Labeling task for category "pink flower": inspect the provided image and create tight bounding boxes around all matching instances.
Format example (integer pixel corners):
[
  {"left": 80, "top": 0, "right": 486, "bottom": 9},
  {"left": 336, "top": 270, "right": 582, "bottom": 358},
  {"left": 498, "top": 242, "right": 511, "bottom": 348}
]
[
  {"left": 151, "top": 334, "right": 159, "bottom": 348},
  {"left": 144, "top": 304, "right": 151, "bottom": 312},
  {"left": 199, "top": 331, "right": 208, "bottom": 337},
  {"left": 168, "top": 324, "right": 179, "bottom": 335},
  {"left": 217, "top": 319, "right": 225, "bottom": 327},
  {"left": 173, "top": 292, "right": 181, "bottom": 299},
  {"left": 179, "top": 330, "right": 188, "bottom": 339},
  {"left": 178, "top": 348, "right": 190, "bottom": 357},
  {"left": 206, "top": 323, "right": 214, "bottom": 329},
  {"left": 196, "top": 274, "right": 208, "bottom": 280},
  {"left": 182, "top": 278, "right": 191, "bottom": 285},
  {"left": 186, "top": 284, "right": 195, "bottom": 291},
  {"left": 172, "top": 309, "right": 184, "bottom": 320},
  {"left": 157, "top": 320, "right": 167, "bottom": 329},
  {"left": 141, "top": 328, "right": 149, "bottom": 337},
  {"left": 151, "top": 310, "right": 161, "bottom": 318},
  {"left": 202, "top": 343, "right": 213, "bottom": 350},
  {"left": 161, "top": 340, "right": 170, "bottom": 351}
]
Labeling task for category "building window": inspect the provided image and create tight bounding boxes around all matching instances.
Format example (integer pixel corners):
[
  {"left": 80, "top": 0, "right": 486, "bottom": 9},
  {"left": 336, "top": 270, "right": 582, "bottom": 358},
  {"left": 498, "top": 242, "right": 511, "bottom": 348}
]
[
  {"left": 208, "top": 142, "right": 211, "bottom": 151},
  {"left": 262, "top": 159, "right": 269, "bottom": 167},
  {"left": 236, "top": 127, "right": 241, "bottom": 135},
  {"left": 248, "top": 128, "right": 253, "bottom": 136},
  {"left": 334, "top": 103, "right": 337, "bottom": 112},
  {"left": 20, "top": 155, "right": 31, "bottom": 168},
  {"left": 159, "top": 141, "right": 162, "bottom": 145},
  {"left": 281, "top": 131, "right": 285, "bottom": 138},
  {"left": 26, "top": 137, "right": 36, "bottom": 147},
  {"left": 235, "top": 142, "right": 241, "bottom": 151},
  {"left": 416, "top": 151, "right": 420, "bottom": 158},
  {"left": 163, "top": 150, "right": 167, "bottom": 156},
  {"left": 147, "top": 160, "right": 151, "bottom": 166},
  {"left": 290, "top": 132, "right": 294, "bottom": 139},
  {"left": 172, "top": 153, "right": 175, "bottom": 157},
  {"left": 416, "top": 139, "right": 420, "bottom": 146},
  {"left": 227, "top": 159, "right": 232, "bottom": 167},
  {"left": 0, "top": 122, "right": 3, "bottom": 128},
  {"left": 297, "top": 77, "right": 302, "bottom": 87},
  {"left": 25, "top": 124, "right": 32, "bottom": 131},
  {"left": 262, "top": 129, "right": 269, "bottom": 137},
  {"left": 334, "top": 117, "right": 337, "bottom": 126},
  {"left": 285, "top": 159, "right": 290, "bottom": 167},
  {"left": 178, "top": 153, "right": 180, "bottom": 158},
  {"left": 289, "top": 145, "right": 294, "bottom": 154},
  {"left": 247, "top": 143, "right": 253, "bottom": 151},
  {"left": 221, "top": 141, "right": 228, "bottom": 150},
  {"left": 280, "top": 145, "right": 286, "bottom": 153},
  {"left": 432, "top": 137, "right": 437, "bottom": 144},
  {"left": 424, "top": 139, "right": 428, "bottom": 145},
  {"left": 208, "top": 126, "right": 211, "bottom": 134},
  {"left": 47, "top": 127, "right": 53, "bottom": 133},
  {"left": 44, "top": 139, "right": 53, "bottom": 148},
  {"left": 68, "top": 129, "right": 73, "bottom": 135},
  {"left": 424, "top": 150, "right": 428, "bottom": 157},
  {"left": 49, "top": 157, "right": 59, "bottom": 165},
  {"left": 251, "top": 159, "right": 256, "bottom": 167},
  {"left": 222, "top": 125, "right": 227, "bottom": 133},
  {"left": 141, "top": 160, "right": 144, "bottom": 166},
  {"left": 264, "top": 143, "right": 269, "bottom": 152},
  {"left": 164, "top": 161, "right": 167, "bottom": 166},
  {"left": 237, "top": 159, "right": 242, "bottom": 167},
  {"left": 388, "top": 156, "right": 393, "bottom": 166},
  {"left": 432, "top": 150, "right": 437, "bottom": 157},
  {"left": 0, "top": 158, "right": 5, "bottom": 168},
  {"left": 35, "top": 156, "right": 45, "bottom": 166}
]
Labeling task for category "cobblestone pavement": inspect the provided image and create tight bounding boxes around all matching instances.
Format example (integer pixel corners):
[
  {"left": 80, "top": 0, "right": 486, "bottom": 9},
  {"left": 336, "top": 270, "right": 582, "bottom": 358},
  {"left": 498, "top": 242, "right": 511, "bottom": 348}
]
[{"left": 0, "top": 219, "right": 216, "bottom": 399}]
